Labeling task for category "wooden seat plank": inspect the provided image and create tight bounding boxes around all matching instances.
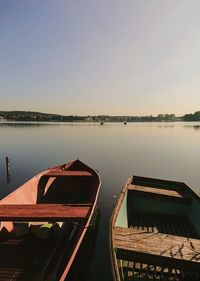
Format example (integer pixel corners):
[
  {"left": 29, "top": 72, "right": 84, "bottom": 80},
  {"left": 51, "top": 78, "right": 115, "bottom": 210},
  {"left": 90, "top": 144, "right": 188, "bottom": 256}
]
[
  {"left": 0, "top": 204, "right": 91, "bottom": 221},
  {"left": 129, "top": 185, "right": 183, "bottom": 197},
  {"left": 45, "top": 170, "right": 92, "bottom": 177},
  {"left": 128, "top": 184, "right": 191, "bottom": 204},
  {"left": 114, "top": 226, "right": 200, "bottom": 272}
]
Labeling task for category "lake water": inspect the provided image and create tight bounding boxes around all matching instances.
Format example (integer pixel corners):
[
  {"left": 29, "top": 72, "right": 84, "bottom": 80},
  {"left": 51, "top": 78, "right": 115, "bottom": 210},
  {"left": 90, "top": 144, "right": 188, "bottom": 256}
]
[{"left": 0, "top": 121, "right": 200, "bottom": 280}]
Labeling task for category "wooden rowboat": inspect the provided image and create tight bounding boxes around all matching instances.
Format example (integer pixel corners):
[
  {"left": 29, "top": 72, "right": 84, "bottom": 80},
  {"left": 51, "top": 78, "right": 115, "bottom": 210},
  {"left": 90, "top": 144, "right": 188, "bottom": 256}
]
[
  {"left": 110, "top": 175, "right": 200, "bottom": 281},
  {"left": 0, "top": 159, "right": 100, "bottom": 281}
]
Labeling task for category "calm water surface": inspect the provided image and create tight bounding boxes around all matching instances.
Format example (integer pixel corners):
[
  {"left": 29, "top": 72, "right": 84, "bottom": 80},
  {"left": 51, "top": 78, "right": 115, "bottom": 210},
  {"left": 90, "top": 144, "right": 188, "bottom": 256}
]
[{"left": 0, "top": 122, "right": 200, "bottom": 280}]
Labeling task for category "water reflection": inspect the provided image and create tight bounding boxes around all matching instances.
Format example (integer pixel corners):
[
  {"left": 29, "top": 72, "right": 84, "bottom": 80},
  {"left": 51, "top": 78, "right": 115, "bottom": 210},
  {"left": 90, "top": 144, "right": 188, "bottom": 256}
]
[
  {"left": 66, "top": 208, "right": 100, "bottom": 281},
  {"left": 156, "top": 124, "right": 175, "bottom": 128},
  {"left": 0, "top": 122, "right": 63, "bottom": 128},
  {"left": 6, "top": 172, "right": 11, "bottom": 184},
  {"left": 184, "top": 125, "right": 200, "bottom": 130},
  {"left": 0, "top": 122, "right": 119, "bottom": 129},
  {"left": 193, "top": 125, "right": 200, "bottom": 130}
]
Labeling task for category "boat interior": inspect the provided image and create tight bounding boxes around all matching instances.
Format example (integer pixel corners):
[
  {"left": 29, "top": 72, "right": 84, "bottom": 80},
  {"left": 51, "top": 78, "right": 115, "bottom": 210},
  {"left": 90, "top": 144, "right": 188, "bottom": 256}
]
[
  {"left": 0, "top": 161, "right": 99, "bottom": 281},
  {"left": 114, "top": 176, "right": 200, "bottom": 281}
]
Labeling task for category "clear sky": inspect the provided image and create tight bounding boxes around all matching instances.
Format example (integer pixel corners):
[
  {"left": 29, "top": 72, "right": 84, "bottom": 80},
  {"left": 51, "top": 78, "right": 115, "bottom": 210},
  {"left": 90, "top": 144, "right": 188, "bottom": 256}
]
[{"left": 1, "top": 0, "right": 200, "bottom": 116}]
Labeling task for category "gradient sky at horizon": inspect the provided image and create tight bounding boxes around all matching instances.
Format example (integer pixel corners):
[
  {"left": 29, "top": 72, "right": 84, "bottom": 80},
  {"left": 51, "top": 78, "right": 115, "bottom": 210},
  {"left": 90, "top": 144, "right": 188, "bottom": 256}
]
[{"left": 1, "top": 0, "right": 200, "bottom": 116}]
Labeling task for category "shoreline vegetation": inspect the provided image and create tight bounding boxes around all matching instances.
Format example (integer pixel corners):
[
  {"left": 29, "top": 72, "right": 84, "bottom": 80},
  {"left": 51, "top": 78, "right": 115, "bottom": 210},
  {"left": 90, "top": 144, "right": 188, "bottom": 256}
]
[{"left": 0, "top": 111, "right": 200, "bottom": 122}]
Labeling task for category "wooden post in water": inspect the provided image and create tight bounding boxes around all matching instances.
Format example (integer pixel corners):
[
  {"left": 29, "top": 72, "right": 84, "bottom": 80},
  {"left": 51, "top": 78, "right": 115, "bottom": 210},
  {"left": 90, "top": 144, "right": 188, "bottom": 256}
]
[{"left": 6, "top": 156, "right": 11, "bottom": 183}]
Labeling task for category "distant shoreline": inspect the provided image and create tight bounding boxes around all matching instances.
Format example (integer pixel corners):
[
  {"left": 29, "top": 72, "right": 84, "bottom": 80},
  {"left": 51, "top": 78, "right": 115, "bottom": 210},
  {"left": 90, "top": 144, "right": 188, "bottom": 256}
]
[
  {"left": 0, "top": 119, "right": 185, "bottom": 123},
  {"left": 0, "top": 110, "right": 200, "bottom": 122}
]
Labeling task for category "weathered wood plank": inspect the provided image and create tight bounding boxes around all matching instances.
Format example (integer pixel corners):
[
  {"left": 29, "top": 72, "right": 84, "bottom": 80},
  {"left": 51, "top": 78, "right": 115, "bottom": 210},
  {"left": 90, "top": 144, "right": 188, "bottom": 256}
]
[
  {"left": 114, "top": 226, "right": 200, "bottom": 272},
  {"left": 0, "top": 204, "right": 91, "bottom": 221},
  {"left": 45, "top": 170, "right": 92, "bottom": 177},
  {"left": 129, "top": 184, "right": 183, "bottom": 198},
  {"left": 128, "top": 184, "right": 191, "bottom": 204}
]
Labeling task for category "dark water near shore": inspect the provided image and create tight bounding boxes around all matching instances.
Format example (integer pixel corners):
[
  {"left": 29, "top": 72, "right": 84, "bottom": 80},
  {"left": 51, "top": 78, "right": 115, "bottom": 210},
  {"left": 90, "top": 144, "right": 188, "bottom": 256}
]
[{"left": 0, "top": 121, "right": 200, "bottom": 280}]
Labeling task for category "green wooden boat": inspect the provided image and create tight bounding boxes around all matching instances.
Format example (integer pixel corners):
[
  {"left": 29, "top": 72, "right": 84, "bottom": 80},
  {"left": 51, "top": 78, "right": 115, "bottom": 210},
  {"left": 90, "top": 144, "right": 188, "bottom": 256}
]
[{"left": 110, "top": 175, "right": 200, "bottom": 281}]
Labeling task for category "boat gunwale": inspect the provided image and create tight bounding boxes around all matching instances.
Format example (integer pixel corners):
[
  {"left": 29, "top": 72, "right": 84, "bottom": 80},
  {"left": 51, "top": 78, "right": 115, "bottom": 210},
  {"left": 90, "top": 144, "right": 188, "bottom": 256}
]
[
  {"left": 58, "top": 161, "right": 101, "bottom": 281},
  {"left": 109, "top": 176, "right": 132, "bottom": 281}
]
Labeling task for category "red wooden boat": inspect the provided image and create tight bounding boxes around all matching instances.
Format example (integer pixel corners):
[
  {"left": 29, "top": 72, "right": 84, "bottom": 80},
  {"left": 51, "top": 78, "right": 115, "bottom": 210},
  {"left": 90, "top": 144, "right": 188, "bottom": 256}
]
[{"left": 0, "top": 159, "right": 101, "bottom": 281}]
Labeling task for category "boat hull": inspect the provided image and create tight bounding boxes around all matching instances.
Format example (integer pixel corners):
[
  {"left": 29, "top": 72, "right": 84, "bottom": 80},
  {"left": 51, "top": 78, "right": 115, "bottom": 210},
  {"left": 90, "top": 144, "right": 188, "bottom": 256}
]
[
  {"left": 0, "top": 159, "right": 101, "bottom": 281},
  {"left": 110, "top": 175, "right": 200, "bottom": 281}
]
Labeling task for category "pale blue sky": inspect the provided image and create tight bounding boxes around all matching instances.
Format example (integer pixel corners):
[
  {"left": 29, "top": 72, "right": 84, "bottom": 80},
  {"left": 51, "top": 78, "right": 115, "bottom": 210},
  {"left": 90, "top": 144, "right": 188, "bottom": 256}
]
[{"left": 1, "top": 0, "right": 200, "bottom": 115}]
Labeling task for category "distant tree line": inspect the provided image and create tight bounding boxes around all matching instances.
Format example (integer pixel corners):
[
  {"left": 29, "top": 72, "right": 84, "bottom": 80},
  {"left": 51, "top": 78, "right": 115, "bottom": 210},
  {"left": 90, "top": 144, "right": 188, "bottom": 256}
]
[
  {"left": 0, "top": 111, "right": 85, "bottom": 122},
  {"left": 0, "top": 110, "right": 199, "bottom": 122},
  {"left": 92, "top": 114, "right": 177, "bottom": 122},
  {"left": 183, "top": 111, "right": 200, "bottom": 121}
]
